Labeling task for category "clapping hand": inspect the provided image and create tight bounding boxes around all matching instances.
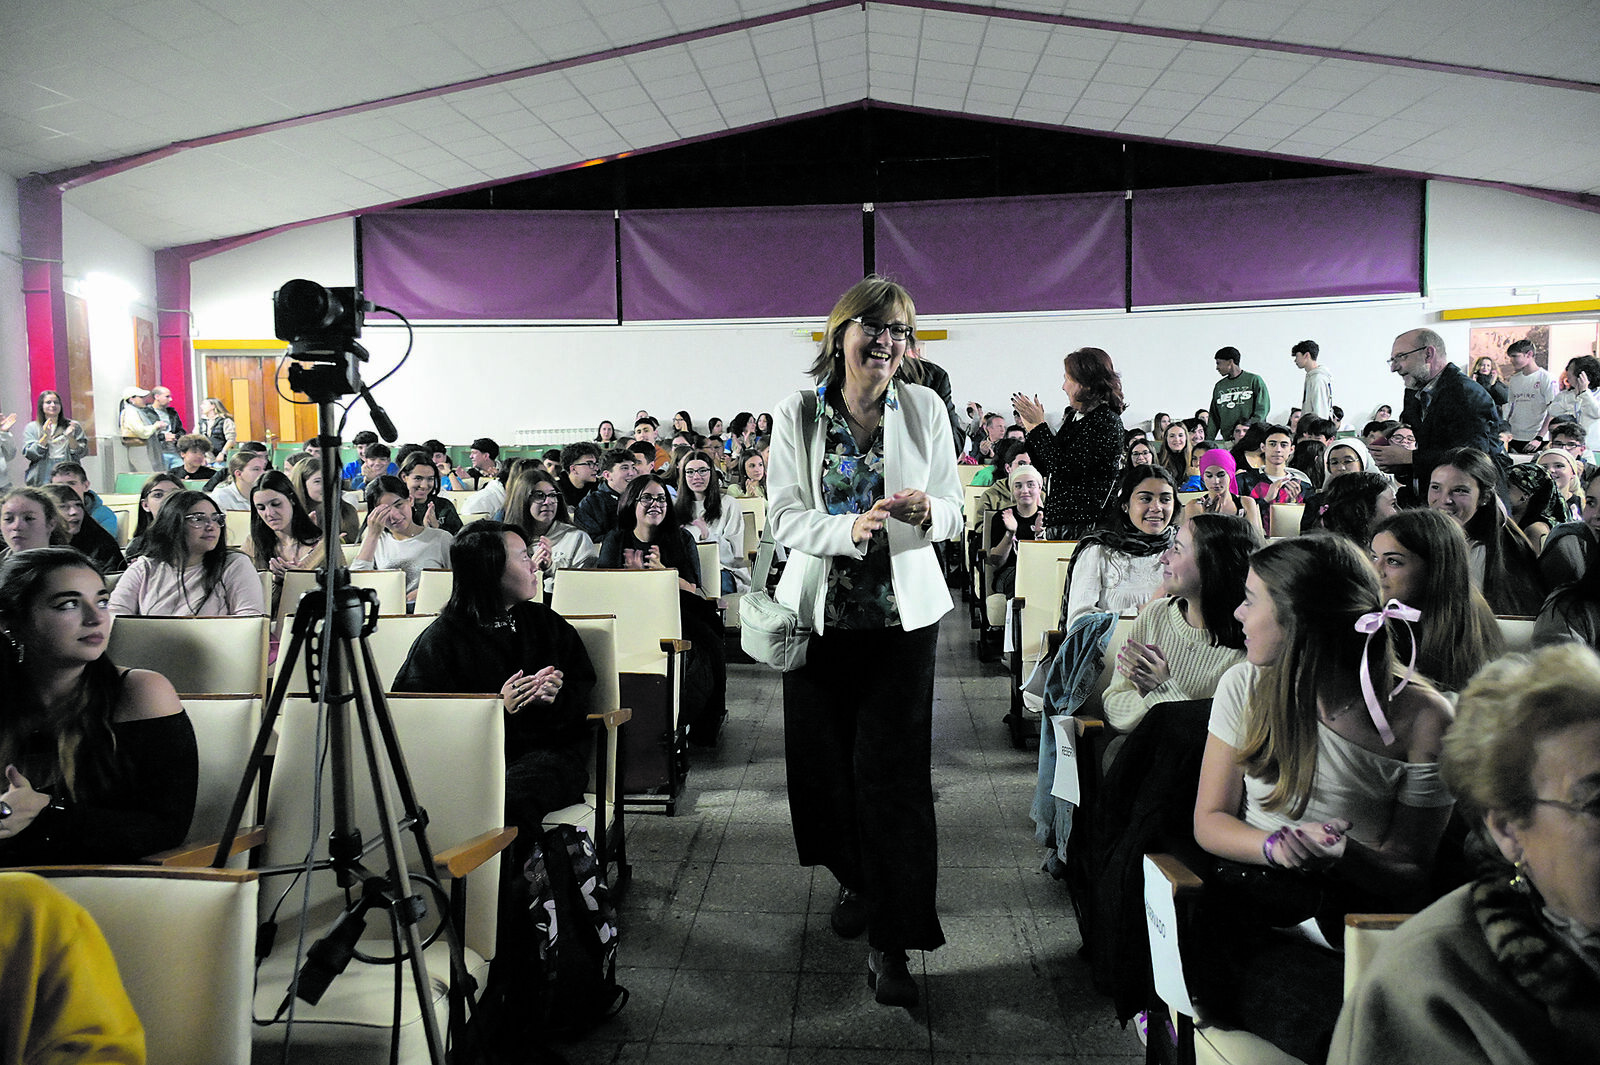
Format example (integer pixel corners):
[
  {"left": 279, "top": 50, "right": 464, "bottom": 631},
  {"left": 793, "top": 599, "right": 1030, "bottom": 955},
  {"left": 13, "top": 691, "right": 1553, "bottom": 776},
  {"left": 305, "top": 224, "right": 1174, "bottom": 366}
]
[
  {"left": 532, "top": 536, "right": 554, "bottom": 572},
  {"left": 500, "top": 666, "right": 563, "bottom": 713},
  {"left": 1001, "top": 507, "right": 1018, "bottom": 533},
  {"left": 1011, "top": 392, "right": 1046, "bottom": 431},
  {"left": 1116, "top": 641, "right": 1171, "bottom": 695},
  {"left": 0, "top": 413, "right": 15, "bottom": 432}
]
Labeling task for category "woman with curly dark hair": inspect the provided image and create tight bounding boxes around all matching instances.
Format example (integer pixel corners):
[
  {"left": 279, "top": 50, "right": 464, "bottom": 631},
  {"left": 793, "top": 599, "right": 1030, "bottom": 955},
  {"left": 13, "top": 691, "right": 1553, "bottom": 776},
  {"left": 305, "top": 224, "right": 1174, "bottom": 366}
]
[{"left": 1012, "top": 347, "right": 1127, "bottom": 539}]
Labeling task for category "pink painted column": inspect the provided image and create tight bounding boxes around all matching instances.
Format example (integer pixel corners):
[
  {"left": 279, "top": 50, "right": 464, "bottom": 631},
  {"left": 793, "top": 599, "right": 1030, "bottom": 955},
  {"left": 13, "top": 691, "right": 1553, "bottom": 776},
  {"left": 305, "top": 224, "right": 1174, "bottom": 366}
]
[
  {"left": 154, "top": 249, "right": 194, "bottom": 417},
  {"left": 18, "top": 176, "right": 69, "bottom": 409}
]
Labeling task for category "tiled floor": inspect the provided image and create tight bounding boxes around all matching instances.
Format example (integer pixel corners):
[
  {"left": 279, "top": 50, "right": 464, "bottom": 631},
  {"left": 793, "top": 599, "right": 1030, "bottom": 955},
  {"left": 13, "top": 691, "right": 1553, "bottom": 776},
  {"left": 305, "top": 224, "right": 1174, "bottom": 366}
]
[{"left": 553, "top": 621, "right": 1143, "bottom": 1064}]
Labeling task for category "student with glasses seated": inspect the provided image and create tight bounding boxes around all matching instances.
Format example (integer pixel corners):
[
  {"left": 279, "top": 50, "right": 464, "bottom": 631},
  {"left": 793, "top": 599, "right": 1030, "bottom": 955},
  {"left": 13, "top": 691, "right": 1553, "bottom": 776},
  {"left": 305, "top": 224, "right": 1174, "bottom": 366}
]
[
  {"left": 108, "top": 490, "right": 265, "bottom": 616},
  {"left": 504, "top": 466, "right": 596, "bottom": 594},
  {"left": 674, "top": 450, "right": 748, "bottom": 594},
  {"left": 572, "top": 449, "right": 640, "bottom": 543},
  {"left": 599, "top": 474, "right": 725, "bottom": 745}
]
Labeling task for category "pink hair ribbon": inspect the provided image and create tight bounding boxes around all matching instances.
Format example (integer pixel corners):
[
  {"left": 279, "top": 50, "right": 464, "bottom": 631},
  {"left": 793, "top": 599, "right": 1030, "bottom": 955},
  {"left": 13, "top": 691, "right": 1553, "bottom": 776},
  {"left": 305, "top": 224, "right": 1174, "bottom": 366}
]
[{"left": 1352, "top": 599, "right": 1420, "bottom": 746}]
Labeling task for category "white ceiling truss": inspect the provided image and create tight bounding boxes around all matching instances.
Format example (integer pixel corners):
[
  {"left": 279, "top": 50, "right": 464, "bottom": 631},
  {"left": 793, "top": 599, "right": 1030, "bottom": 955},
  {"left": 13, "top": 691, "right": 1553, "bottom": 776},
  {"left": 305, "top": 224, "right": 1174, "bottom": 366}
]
[{"left": 2, "top": 0, "right": 1596, "bottom": 249}]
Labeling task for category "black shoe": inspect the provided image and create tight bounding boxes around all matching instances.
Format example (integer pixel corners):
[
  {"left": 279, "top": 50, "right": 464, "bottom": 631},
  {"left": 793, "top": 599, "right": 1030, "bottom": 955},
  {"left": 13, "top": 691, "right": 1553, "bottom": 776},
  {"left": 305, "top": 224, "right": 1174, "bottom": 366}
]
[
  {"left": 867, "top": 949, "right": 918, "bottom": 1008},
  {"left": 830, "top": 886, "right": 867, "bottom": 939}
]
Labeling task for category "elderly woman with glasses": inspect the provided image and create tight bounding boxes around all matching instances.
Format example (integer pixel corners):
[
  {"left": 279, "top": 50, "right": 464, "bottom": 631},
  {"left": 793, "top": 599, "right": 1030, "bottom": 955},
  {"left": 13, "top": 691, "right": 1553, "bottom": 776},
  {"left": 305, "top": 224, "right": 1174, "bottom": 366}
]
[
  {"left": 768, "top": 276, "right": 964, "bottom": 1010},
  {"left": 1330, "top": 643, "right": 1600, "bottom": 1063},
  {"left": 108, "top": 489, "right": 264, "bottom": 616}
]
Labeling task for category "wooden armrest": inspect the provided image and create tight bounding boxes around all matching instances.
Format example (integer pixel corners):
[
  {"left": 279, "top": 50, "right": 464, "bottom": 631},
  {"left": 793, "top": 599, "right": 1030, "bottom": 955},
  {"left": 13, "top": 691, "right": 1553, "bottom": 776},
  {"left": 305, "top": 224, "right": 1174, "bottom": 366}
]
[
  {"left": 144, "top": 826, "right": 267, "bottom": 867},
  {"left": 661, "top": 638, "right": 692, "bottom": 653},
  {"left": 434, "top": 827, "right": 518, "bottom": 878},
  {"left": 1044, "top": 628, "right": 1063, "bottom": 654},
  {"left": 17, "top": 864, "right": 260, "bottom": 883},
  {"left": 1074, "top": 716, "right": 1105, "bottom": 737},
  {"left": 1345, "top": 913, "right": 1411, "bottom": 932},
  {"left": 587, "top": 708, "right": 632, "bottom": 727},
  {"left": 1014, "top": 595, "right": 1026, "bottom": 609},
  {"left": 1147, "top": 852, "right": 1205, "bottom": 895}
]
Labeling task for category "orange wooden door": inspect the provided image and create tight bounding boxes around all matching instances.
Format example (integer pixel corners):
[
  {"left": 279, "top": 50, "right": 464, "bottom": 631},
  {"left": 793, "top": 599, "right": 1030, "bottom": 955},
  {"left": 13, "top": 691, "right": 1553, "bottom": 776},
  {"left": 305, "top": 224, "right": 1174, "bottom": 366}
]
[{"left": 203, "top": 354, "right": 319, "bottom": 447}]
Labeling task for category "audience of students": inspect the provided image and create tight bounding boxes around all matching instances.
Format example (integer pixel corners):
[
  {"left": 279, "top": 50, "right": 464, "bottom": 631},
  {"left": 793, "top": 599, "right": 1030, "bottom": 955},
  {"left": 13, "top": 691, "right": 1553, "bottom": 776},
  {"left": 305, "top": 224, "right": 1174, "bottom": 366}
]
[
  {"left": 22, "top": 390, "right": 88, "bottom": 486},
  {"left": 1426, "top": 447, "right": 1545, "bottom": 614},
  {"left": 40, "top": 483, "right": 124, "bottom": 573},
  {"left": 349, "top": 475, "right": 452, "bottom": 606},
  {"left": 674, "top": 450, "right": 749, "bottom": 594},
  {"left": 209, "top": 450, "right": 267, "bottom": 511},
  {"left": 503, "top": 465, "right": 598, "bottom": 591},
  {"left": 109, "top": 490, "right": 264, "bottom": 616}
]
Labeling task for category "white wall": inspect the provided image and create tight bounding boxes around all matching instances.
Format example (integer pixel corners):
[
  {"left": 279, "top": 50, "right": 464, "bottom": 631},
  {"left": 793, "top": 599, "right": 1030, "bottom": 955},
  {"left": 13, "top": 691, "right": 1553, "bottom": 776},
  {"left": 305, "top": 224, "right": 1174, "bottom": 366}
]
[
  {"left": 184, "top": 180, "right": 1600, "bottom": 444},
  {"left": 190, "top": 218, "right": 357, "bottom": 339},
  {"left": 60, "top": 204, "right": 158, "bottom": 447}
]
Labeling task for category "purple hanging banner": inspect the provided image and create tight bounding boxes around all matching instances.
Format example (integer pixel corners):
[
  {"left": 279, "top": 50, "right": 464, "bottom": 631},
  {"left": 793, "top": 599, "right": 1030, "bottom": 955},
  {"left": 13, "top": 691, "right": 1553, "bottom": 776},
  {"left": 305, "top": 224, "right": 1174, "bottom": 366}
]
[
  {"left": 875, "top": 193, "right": 1126, "bottom": 314},
  {"left": 360, "top": 211, "right": 617, "bottom": 320},
  {"left": 619, "top": 204, "right": 863, "bottom": 320},
  {"left": 1131, "top": 175, "right": 1422, "bottom": 307}
]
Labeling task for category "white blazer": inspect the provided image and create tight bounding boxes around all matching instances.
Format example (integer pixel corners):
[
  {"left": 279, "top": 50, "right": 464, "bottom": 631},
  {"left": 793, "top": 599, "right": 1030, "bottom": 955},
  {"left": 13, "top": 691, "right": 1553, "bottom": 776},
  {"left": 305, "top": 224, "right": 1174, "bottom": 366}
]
[{"left": 768, "top": 381, "right": 964, "bottom": 634}]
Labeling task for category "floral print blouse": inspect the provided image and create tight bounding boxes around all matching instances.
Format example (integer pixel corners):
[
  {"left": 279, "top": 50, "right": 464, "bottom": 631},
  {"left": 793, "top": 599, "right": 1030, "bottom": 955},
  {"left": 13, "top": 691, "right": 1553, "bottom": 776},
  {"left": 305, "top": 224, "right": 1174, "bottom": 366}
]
[{"left": 818, "top": 382, "right": 900, "bottom": 630}]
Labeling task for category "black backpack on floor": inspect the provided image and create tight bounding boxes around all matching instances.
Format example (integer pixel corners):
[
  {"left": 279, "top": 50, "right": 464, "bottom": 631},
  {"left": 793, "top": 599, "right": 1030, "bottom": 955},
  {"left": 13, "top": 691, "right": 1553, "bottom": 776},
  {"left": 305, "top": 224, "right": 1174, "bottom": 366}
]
[{"left": 475, "top": 824, "right": 627, "bottom": 1055}]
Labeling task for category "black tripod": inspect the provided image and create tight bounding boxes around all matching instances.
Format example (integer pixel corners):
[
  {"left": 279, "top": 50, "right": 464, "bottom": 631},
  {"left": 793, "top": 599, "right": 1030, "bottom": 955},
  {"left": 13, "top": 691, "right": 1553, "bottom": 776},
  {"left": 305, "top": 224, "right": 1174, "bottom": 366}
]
[{"left": 212, "top": 318, "right": 469, "bottom": 1065}]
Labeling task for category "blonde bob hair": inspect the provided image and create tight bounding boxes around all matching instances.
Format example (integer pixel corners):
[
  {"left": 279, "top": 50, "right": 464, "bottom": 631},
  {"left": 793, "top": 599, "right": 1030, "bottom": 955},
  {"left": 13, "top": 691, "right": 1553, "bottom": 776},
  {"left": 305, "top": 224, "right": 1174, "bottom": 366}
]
[
  {"left": 1444, "top": 643, "right": 1600, "bottom": 826},
  {"left": 807, "top": 275, "right": 922, "bottom": 387}
]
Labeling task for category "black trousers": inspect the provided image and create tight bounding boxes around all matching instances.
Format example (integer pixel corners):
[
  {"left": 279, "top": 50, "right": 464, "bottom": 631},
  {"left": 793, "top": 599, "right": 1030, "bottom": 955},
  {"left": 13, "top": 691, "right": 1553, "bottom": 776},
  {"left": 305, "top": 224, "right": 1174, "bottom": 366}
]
[{"left": 783, "top": 621, "right": 945, "bottom": 952}]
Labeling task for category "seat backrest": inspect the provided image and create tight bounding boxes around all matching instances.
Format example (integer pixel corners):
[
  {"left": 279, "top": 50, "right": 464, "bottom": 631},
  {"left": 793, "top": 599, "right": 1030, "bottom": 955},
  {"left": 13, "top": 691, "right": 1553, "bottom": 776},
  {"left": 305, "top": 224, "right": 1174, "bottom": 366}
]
[
  {"left": 956, "top": 463, "right": 984, "bottom": 486},
  {"left": 108, "top": 615, "right": 270, "bottom": 697},
  {"left": 1078, "top": 612, "right": 1140, "bottom": 720},
  {"left": 1014, "top": 539, "right": 1077, "bottom": 663},
  {"left": 1496, "top": 615, "right": 1536, "bottom": 653},
  {"left": 737, "top": 495, "right": 766, "bottom": 536},
  {"left": 109, "top": 504, "right": 135, "bottom": 546},
  {"left": 565, "top": 614, "right": 622, "bottom": 800},
  {"left": 550, "top": 568, "right": 682, "bottom": 674},
  {"left": 413, "top": 568, "right": 454, "bottom": 614},
  {"left": 273, "top": 568, "right": 321, "bottom": 623},
  {"left": 224, "top": 508, "right": 251, "bottom": 547},
  {"left": 963, "top": 482, "right": 990, "bottom": 533},
  {"left": 178, "top": 695, "right": 262, "bottom": 851},
  {"left": 265, "top": 695, "right": 506, "bottom": 958},
  {"left": 696, "top": 541, "right": 720, "bottom": 597},
  {"left": 1269, "top": 502, "right": 1304, "bottom": 537},
  {"left": 365, "top": 613, "right": 442, "bottom": 692},
  {"left": 348, "top": 568, "right": 409, "bottom": 615},
  {"left": 114, "top": 472, "right": 149, "bottom": 494},
  {"left": 1343, "top": 914, "right": 1409, "bottom": 996},
  {"left": 39, "top": 867, "right": 259, "bottom": 1065}
]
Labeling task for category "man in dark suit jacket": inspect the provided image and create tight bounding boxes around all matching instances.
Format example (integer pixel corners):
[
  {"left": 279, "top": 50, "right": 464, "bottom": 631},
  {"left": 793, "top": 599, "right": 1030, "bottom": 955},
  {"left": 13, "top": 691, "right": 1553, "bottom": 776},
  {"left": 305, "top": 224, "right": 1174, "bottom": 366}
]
[
  {"left": 1370, "top": 328, "right": 1506, "bottom": 495},
  {"left": 900, "top": 345, "right": 965, "bottom": 459}
]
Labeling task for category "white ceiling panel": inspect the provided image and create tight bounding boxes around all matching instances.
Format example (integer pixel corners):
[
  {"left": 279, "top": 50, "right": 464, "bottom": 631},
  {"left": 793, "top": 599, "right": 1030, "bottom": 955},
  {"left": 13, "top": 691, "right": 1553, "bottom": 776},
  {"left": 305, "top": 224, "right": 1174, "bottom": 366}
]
[{"left": 0, "top": 0, "right": 1585, "bottom": 249}]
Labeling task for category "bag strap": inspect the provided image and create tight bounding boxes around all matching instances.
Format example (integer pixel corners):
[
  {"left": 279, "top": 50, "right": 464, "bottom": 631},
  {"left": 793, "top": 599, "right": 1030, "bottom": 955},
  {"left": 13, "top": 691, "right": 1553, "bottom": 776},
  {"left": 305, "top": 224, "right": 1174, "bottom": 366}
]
[{"left": 753, "top": 387, "right": 826, "bottom": 600}]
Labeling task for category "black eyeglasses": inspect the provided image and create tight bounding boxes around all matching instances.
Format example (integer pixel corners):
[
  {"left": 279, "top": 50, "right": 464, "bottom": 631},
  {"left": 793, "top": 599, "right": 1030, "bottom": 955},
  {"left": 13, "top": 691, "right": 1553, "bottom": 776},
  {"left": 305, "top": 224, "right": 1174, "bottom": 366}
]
[
  {"left": 639, "top": 496, "right": 669, "bottom": 510},
  {"left": 530, "top": 491, "right": 562, "bottom": 503},
  {"left": 1388, "top": 345, "right": 1427, "bottom": 364},
  {"left": 850, "top": 317, "right": 914, "bottom": 343},
  {"left": 570, "top": 460, "right": 598, "bottom": 469},
  {"left": 683, "top": 467, "right": 713, "bottom": 477},
  {"left": 1535, "top": 794, "right": 1600, "bottom": 820}
]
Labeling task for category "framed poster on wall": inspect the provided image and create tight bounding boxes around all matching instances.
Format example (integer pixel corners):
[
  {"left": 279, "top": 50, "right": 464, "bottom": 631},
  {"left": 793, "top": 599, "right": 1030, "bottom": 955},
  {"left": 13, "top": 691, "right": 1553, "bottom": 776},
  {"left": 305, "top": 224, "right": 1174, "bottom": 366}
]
[{"left": 64, "top": 292, "right": 97, "bottom": 455}]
